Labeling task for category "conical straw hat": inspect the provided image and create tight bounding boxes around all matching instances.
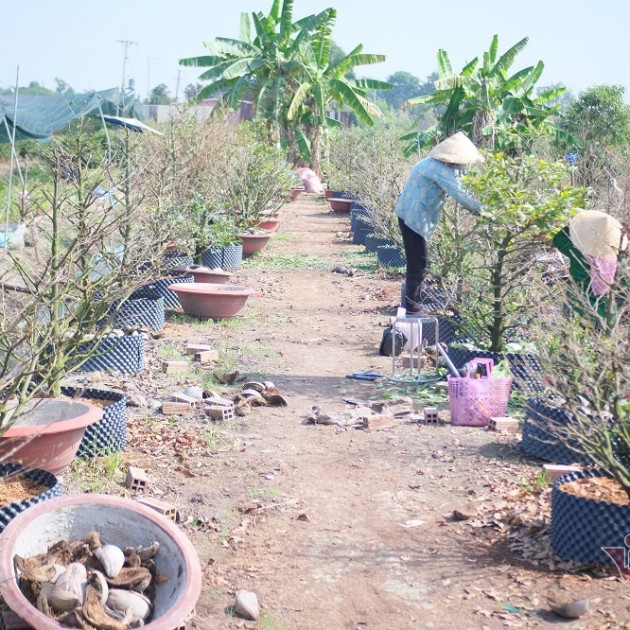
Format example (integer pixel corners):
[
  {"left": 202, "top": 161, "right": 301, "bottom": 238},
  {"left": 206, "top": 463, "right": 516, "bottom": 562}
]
[
  {"left": 429, "top": 131, "right": 484, "bottom": 165},
  {"left": 569, "top": 210, "right": 627, "bottom": 258}
]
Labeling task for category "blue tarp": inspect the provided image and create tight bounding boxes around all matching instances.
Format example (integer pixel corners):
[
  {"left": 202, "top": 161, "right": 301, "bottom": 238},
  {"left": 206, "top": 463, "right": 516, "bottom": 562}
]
[{"left": 0, "top": 88, "right": 142, "bottom": 143}]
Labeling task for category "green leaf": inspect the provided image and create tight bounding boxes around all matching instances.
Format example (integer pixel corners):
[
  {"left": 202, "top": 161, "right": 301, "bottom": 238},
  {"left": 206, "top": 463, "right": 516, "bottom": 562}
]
[
  {"left": 437, "top": 49, "right": 452, "bottom": 78},
  {"left": 287, "top": 81, "right": 311, "bottom": 120},
  {"left": 293, "top": 127, "right": 312, "bottom": 161},
  {"left": 239, "top": 13, "right": 252, "bottom": 43},
  {"left": 353, "top": 78, "right": 393, "bottom": 91}
]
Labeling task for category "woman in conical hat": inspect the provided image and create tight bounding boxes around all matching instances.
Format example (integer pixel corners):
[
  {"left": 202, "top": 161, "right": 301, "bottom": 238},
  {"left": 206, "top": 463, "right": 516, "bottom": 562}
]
[
  {"left": 394, "top": 131, "right": 484, "bottom": 315},
  {"left": 553, "top": 209, "right": 627, "bottom": 319}
]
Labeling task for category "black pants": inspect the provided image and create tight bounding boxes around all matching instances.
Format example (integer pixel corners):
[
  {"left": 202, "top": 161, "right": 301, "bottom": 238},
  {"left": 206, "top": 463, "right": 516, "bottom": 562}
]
[{"left": 398, "top": 218, "right": 427, "bottom": 312}]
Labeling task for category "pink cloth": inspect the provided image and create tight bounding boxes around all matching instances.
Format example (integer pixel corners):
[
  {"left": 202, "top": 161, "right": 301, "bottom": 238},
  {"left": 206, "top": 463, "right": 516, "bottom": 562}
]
[
  {"left": 588, "top": 256, "right": 618, "bottom": 296},
  {"left": 297, "top": 167, "right": 316, "bottom": 182}
]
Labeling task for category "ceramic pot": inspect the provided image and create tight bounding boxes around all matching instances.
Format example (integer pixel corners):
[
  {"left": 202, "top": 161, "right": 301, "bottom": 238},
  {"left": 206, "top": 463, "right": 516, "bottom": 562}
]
[
  {"left": 0, "top": 493, "right": 202, "bottom": 629},
  {"left": 0, "top": 399, "right": 103, "bottom": 474},
  {"left": 324, "top": 189, "right": 334, "bottom": 200},
  {"left": 258, "top": 217, "right": 280, "bottom": 232},
  {"left": 290, "top": 187, "right": 304, "bottom": 202},
  {"left": 551, "top": 469, "right": 630, "bottom": 565},
  {"left": 329, "top": 197, "right": 352, "bottom": 213},
  {"left": 167, "top": 283, "right": 257, "bottom": 319},
  {"left": 0, "top": 464, "right": 60, "bottom": 533},
  {"left": 185, "top": 266, "right": 231, "bottom": 284},
  {"left": 239, "top": 233, "right": 272, "bottom": 256}
]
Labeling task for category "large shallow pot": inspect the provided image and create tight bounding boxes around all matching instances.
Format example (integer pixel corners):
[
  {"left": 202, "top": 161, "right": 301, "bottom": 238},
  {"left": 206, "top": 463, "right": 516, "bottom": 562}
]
[
  {"left": 329, "top": 197, "right": 353, "bottom": 213},
  {"left": 551, "top": 469, "right": 630, "bottom": 565},
  {"left": 258, "top": 217, "right": 280, "bottom": 232},
  {"left": 185, "top": 265, "right": 231, "bottom": 284},
  {"left": 0, "top": 493, "right": 202, "bottom": 629},
  {"left": 290, "top": 186, "right": 304, "bottom": 202},
  {"left": 168, "top": 282, "right": 257, "bottom": 319},
  {"left": 239, "top": 232, "right": 272, "bottom": 256},
  {"left": 0, "top": 399, "right": 103, "bottom": 474},
  {"left": 0, "top": 464, "right": 60, "bottom": 533}
]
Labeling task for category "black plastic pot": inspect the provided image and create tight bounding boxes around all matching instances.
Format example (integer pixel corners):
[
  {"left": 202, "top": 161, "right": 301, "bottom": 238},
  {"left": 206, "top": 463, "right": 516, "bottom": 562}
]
[
  {"left": 400, "top": 280, "right": 455, "bottom": 312},
  {"left": 133, "top": 273, "right": 194, "bottom": 309},
  {"left": 201, "top": 244, "right": 243, "bottom": 271},
  {"left": 551, "top": 468, "right": 630, "bottom": 565},
  {"left": 521, "top": 398, "right": 591, "bottom": 464},
  {"left": 350, "top": 206, "right": 370, "bottom": 232},
  {"left": 77, "top": 333, "right": 145, "bottom": 375},
  {"left": 62, "top": 387, "right": 127, "bottom": 457},
  {"left": 352, "top": 217, "right": 372, "bottom": 246},
  {"left": 447, "top": 347, "right": 544, "bottom": 393},
  {"left": 365, "top": 234, "right": 393, "bottom": 254},
  {"left": 376, "top": 245, "right": 406, "bottom": 269},
  {"left": 111, "top": 294, "right": 165, "bottom": 332},
  {"left": 0, "top": 464, "right": 60, "bottom": 532},
  {"left": 163, "top": 252, "right": 194, "bottom": 270}
]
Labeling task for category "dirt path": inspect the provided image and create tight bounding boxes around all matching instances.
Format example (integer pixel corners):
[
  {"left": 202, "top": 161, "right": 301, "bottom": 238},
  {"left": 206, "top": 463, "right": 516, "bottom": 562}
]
[{"left": 69, "top": 193, "right": 627, "bottom": 629}]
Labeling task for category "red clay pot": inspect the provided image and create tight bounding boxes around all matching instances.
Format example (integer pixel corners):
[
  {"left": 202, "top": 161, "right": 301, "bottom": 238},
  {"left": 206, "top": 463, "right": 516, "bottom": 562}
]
[
  {"left": 239, "top": 232, "right": 272, "bottom": 255},
  {"left": 324, "top": 189, "right": 334, "bottom": 200},
  {"left": 290, "top": 187, "right": 304, "bottom": 202},
  {"left": 0, "top": 493, "right": 202, "bottom": 630},
  {"left": 0, "top": 399, "right": 103, "bottom": 475},
  {"left": 329, "top": 197, "right": 352, "bottom": 213},
  {"left": 258, "top": 217, "right": 280, "bottom": 232},
  {"left": 167, "top": 283, "right": 257, "bottom": 319},
  {"left": 185, "top": 266, "right": 231, "bottom": 284}
]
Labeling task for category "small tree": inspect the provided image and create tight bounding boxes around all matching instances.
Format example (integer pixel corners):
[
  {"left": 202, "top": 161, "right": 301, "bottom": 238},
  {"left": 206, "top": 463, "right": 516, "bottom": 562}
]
[
  {"left": 533, "top": 249, "right": 630, "bottom": 495},
  {"left": 459, "top": 151, "right": 586, "bottom": 352}
]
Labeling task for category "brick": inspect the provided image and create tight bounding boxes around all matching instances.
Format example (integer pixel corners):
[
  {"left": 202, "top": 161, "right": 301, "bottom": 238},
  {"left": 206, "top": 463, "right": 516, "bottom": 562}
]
[
  {"left": 137, "top": 496, "right": 177, "bottom": 521},
  {"left": 172, "top": 393, "right": 199, "bottom": 405},
  {"left": 186, "top": 343, "right": 212, "bottom": 354},
  {"left": 162, "top": 402, "right": 195, "bottom": 416},
  {"left": 126, "top": 466, "right": 148, "bottom": 491},
  {"left": 363, "top": 414, "right": 395, "bottom": 432},
  {"left": 194, "top": 349, "right": 219, "bottom": 363},
  {"left": 488, "top": 416, "right": 520, "bottom": 434},
  {"left": 543, "top": 463, "right": 582, "bottom": 481},
  {"left": 162, "top": 360, "right": 188, "bottom": 374},
  {"left": 423, "top": 407, "right": 439, "bottom": 424},
  {"left": 205, "top": 398, "right": 235, "bottom": 422}
]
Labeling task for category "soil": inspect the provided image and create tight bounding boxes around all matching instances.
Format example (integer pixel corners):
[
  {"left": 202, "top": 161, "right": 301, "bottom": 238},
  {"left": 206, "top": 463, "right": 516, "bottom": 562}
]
[
  {"left": 49, "top": 193, "right": 630, "bottom": 628},
  {"left": 0, "top": 478, "right": 47, "bottom": 505},
  {"left": 561, "top": 477, "right": 630, "bottom": 506}
]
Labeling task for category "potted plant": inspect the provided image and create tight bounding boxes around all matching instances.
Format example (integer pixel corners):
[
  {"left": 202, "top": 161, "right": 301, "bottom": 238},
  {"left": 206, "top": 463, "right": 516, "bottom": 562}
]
[
  {"left": 530, "top": 252, "right": 630, "bottom": 564},
  {"left": 439, "top": 151, "right": 585, "bottom": 390},
  {"left": 201, "top": 215, "right": 243, "bottom": 270}
]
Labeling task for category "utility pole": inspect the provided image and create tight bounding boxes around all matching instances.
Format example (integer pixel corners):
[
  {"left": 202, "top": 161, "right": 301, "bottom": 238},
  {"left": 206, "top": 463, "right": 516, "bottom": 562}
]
[
  {"left": 117, "top": 39, "right": 137, "bottom": 115},
  {"left": 175, "top": 69, "right": 181, "bottom": 104}
]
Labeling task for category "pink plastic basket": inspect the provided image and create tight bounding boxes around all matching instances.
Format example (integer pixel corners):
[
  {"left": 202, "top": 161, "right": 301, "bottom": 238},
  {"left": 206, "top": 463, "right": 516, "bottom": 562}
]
[{"left": 447, "top": 358, "right": 513, "bottom": 426}]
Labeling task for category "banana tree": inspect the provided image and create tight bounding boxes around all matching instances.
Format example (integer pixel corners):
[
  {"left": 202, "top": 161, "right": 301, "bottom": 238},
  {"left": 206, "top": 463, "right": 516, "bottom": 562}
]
[
  {"left": 401, "top": 35, "right": 568, "bottom": 156},
  {"left": 286, "top": 8, "right": 390, "bottom": 173}
]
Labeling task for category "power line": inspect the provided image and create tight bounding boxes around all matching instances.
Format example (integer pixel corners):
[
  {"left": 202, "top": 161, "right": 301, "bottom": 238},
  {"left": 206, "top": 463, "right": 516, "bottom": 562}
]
[{"left": 117, "top": 39, "right": 137, "bottom": 114}]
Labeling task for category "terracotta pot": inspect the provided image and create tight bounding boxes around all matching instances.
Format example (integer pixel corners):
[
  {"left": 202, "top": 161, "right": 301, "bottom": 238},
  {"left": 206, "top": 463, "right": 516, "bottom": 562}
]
[
  {"left": 290, "top": 187, "right": 304, "bottom": 202},
  {"left": 185, "top": 266, "right": 231, "bottom": 284},
  {"left": 0, "top": 399, "right": 103, "bottom": 475},
  {"left": 329, "top": 197, "right": 352, "bottom": 213},
  {"left": 324, "top": 188, "right": 334, "bottom": 200},
  {"left": 239, "top": 232, "right": 272, "bottom": 255},
  {"left": 167, "top": 283, "right": 257, "bottom": 319},
  {"left": 0, "top": 493, "right": 202, "bottom": 629},
  {"left": 258, "top": 217, "right": 280, "bottom": 232}
]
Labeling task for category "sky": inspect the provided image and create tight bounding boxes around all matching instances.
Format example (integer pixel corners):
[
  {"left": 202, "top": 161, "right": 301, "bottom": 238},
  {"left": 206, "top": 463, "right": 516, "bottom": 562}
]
[{"left": 2, "top": 0, "right": 630, "bottom": 102}]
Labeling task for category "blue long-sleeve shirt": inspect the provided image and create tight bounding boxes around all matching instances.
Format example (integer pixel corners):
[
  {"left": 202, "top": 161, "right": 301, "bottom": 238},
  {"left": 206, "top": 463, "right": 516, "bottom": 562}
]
[{"left": 394, "top": 157, "right": 482, "bottom": 241}]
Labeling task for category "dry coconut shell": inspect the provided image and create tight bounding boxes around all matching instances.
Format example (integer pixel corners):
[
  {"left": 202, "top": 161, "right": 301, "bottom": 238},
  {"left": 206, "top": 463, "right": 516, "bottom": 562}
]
[
  {"left": 83, "top": 583, "right": 126, "bottom": 630},
  {"left": 104, "top": 566, "right": 152, "bottom": 592}
]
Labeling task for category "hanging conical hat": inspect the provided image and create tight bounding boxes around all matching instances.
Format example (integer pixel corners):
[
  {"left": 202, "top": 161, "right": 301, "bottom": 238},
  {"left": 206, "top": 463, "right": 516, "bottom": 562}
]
[
  {"left": 428, "top": 131, "right": 484, "bottom": 164},
  {"left": 569, "top": 210, "right": 627, "bottom": 258}
]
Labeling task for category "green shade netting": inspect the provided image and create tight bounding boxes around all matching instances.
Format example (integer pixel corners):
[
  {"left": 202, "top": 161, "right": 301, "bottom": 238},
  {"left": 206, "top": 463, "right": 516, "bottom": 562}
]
[{"left": 0, "top": 88, "right": 142, "bottom": 143}]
